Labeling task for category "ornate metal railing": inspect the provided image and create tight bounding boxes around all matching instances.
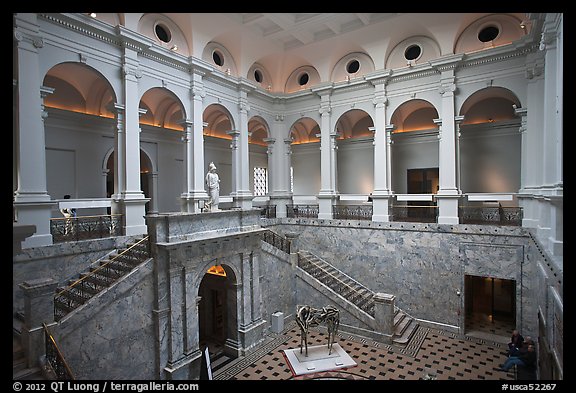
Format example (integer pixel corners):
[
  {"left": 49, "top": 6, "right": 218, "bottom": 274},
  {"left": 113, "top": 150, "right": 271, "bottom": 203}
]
[
  {"left": 286, "top": 204, "right": 319, "bottom": 218},
  {"left": 43, "top": 323, "right": 75, "bottom": 380},
  {"left": 298, "top": 251, "right": 374, "bottom": 315},
  {"left": 260, "top": 205, "right": 277, "bottom": 218},
  {"left": 333, "top": 204, "right": 373, "bottom": 220},
  {"left": 261, "top": 230, "right": 291, "bottom": 254},
  {"left": 390, "top": 204, "right": 438, "bottom": 223},
  {"left": 54, "top": 236, "right": 150, "bottom": 321},
  {"left": 459, "top": 206, "right": 523, "bottom": 226},
  {"left": 50, "top": 214, "right": 123, "bottom": 243}
]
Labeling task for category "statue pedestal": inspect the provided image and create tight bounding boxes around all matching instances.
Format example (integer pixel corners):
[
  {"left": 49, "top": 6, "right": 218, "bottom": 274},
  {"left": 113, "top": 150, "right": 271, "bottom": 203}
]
[{"left": 282, "top": 343, "right": 356, "bottom": 377}]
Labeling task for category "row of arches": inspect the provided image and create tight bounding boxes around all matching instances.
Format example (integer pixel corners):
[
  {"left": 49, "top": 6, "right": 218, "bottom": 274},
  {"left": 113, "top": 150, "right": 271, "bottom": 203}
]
[
  {"left": 44, "top": 62, "right": 522, "bottom": 145},
  {"left": 84, "top": 13, "right": 529, "bottom": 93}
]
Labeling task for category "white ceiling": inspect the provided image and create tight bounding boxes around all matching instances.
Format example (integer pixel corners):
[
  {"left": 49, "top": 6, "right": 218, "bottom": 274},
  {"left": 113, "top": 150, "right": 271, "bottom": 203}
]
[{"left": 223, "top": 13, "right": 402, "bottom": 50}]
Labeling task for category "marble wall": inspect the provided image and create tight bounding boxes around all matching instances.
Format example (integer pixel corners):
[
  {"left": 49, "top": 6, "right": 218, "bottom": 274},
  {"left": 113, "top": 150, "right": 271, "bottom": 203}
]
[
  {"left": 259, "top": 242, "right": 297, "bottom": 330},
  {"left": 54, "top": 259, "right": 156, "bottom": 380},
  {"left": 14, "top": 211, "right": 562, "bottom": 379},
  {"left": 269, "top": 218, "right": 535, "bottom": 335},
  {"left": 13, "top": 235, "right": 140, "bottom": 315}
]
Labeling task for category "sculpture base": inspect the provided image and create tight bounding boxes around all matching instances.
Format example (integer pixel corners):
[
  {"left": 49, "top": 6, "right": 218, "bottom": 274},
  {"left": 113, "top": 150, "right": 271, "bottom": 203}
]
[{"left": 282, "top": 343, "right": 356, "bottom": 377}]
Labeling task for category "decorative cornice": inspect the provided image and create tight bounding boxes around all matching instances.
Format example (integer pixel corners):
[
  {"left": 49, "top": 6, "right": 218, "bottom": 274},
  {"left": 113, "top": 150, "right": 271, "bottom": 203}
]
[
  {"left": 429, "top": 53, "right": 464, "bottom": 72},
  {"left": 460, "top": 43, "right": 538, "bottom": 70},
  {"left": 39, "top": 13, "right": 120, "bottom": 47},
  {"left": 140, "top": 49, "right": 189, "bottom": 73},
  {"left": 115, "top": 25, "right": 153, "bottom": 53},
  {"left": 364, "top": 69, "right": 391, "bottom": 86},
  {"left": 389, "top": 69, "right": 438, "bottom": 83},
  {"left": 311, "top": 82, "right": 334, "bottom": 96}
]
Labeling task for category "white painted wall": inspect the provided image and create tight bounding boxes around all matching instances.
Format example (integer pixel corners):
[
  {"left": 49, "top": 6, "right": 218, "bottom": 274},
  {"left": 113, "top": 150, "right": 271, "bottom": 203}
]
[
  {"left": 337, "top": 138, "right": 374, "bottom": 194},
  {"left": 460, "top": 122, "right": 521, "bottom": 194},
  {"left": 391, "top": 131, "right": 439, "bottom": 193}
]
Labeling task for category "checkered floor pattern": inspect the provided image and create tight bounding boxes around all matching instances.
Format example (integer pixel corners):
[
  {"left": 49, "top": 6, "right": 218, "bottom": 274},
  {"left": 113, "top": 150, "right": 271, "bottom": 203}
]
[{"left": 214, "top": 320, "right": 516, "bottom": 381}]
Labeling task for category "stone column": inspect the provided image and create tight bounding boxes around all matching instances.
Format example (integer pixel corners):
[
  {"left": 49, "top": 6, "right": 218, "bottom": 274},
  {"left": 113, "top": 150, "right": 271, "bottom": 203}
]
[
  {"left": 250, "top": 251, "right": 262, "bottom": 323},
  {"left": 263, "top": 137, "right": 276, "bottom": 193},
  {"left": 369, "top": 75, "right": 394, "bottom": 222},
  {"left": 233, "top": 87, "right": 253, "bottom": 209},
  {"left": 179, "top": 119, "right": 207, "bottom": 213},
  {"left": 239, "top": 253, "right": 253, "bottom": 329},
  {"left": 13, "top": 15, "right": 56, "bottom": 248},
  {"left": 19, "top": 278, "right": 58, "bottom": 369},
  {"left": 432, "top": 59, "right": 462, "bottom": 224},
  {"left": 539, "top": 19, "right": 563, "bottom": 256},
  {"left": 227, "top": 130, "right": 240, "bottom": 203},
  {"left": 168, "top": 266, "right": 185, "bottom": 366},
  {"left": 373, "top": 292, "right": 395, "bottom": 339},
  {"left": 147, "top": 171, "right": 159, "bottom": 214},
  {"left": 180, "top": 70, "right": 210, "bottom": 212},
  {"left": 109, "top": 103, "right": 125, "bottom": 216},
  {"left": 267, "top": 114, "right": 294, "bottom": 217},
  {"left": 116, "top": 33, "right": 149, "bottom": 235},
  {"left": 224, "top": 282, "right": 242, "bottom": 357},
  {"left": 316, "top": 88, "right": 337, "bottom": 219}
]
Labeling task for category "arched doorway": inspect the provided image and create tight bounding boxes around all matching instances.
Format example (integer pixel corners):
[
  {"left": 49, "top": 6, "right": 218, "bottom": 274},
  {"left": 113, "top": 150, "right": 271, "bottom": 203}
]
[{"left": 198, "top": 264, "right": 238, "bottom": 369}]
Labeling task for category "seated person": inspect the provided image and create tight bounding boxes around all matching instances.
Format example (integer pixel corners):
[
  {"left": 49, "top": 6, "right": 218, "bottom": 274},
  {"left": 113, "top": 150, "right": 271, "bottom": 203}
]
[
  {"left": 498, "top": 343, "right": 536, "bottom": 373},
  {"left": 507, "top": 329, "right": 525, "bottom": 357}
]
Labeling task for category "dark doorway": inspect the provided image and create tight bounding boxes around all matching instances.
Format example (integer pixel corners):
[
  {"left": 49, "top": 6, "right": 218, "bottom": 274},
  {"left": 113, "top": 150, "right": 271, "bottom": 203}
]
[
  {"left": 407, "top": 167, "right": 439, "bottom": 194},
  {"left": 464, "top": 274, "right": 516, "bottom": 339},
  {"left": 198, "top": 266, "right": 228, "bottom": 356},
  {"left": 406, "top": 167, "right": 439, "bottom": 221}
]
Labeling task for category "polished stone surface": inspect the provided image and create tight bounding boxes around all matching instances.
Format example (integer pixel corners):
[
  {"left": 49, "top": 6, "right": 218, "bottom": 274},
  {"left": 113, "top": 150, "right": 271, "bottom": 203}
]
[{"left": 283, "top": 343, "right": 356, "bottom": 376}]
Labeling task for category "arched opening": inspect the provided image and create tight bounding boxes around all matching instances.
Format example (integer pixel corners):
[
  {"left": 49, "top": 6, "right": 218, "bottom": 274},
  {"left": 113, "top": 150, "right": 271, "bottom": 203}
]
[
  {"left": 105, "top": 150, "right": 153, "bottom": 212},
  {"left": 198, "top": 263, "right": 238, "bottom": 367},
  {"left": 289, "top": 117, "right": 321, "bottom": 197}
]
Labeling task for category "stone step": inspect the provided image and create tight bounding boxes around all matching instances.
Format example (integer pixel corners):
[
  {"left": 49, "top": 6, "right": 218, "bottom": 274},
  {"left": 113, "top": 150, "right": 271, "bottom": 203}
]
[
  {"left": 13, "top": 366, "right": 43, "bottom": 380},
  {"left": 394, "top": 309, "right": 406, "bottom": 326},
  {"left": 395, "top": 313, "right": 413, "bottom": 336},
  {"left": 393, "top": 318, "right": 419, "bottom": 345}
]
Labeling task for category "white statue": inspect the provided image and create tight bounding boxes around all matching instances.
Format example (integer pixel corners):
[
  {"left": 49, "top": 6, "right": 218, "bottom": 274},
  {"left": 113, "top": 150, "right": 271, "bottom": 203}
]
[{"left": 205, "top": 162, "right": 220, "bottom": 211}]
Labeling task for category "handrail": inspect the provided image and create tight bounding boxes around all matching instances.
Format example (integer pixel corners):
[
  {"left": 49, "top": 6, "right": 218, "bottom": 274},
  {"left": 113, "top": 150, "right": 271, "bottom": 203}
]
[
  {"left": 298, "top": 252, "right": 374, "bottom": 313},
  {"left": 261, "top": 229, "right": 290, "bottom": 254},
  {"left": 50, "top": 213, "right": 123, "bottom": 221},
  {"left": 56, "top": 236, "right": 149, "bottom": 297},
  {"left": 43, "top": 323, "right": 75, "bottom": 380}
]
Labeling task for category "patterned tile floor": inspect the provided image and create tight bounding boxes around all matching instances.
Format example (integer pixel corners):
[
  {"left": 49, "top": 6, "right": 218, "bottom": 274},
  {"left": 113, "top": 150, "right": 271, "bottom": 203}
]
[{"left": 213, "top": 318, "right": 517, "bottom": 381}]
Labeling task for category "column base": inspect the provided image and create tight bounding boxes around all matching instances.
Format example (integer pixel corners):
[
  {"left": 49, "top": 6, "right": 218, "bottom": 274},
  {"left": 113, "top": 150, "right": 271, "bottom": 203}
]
[
  {"left": 269, "top": 194, "right": 293, "bottom": 218},
  {"left": 114, "top": 196, "right": 150, "bottom": 236},
  {"left": 180, "top": 191, "right": 209, "bottom": 213},
  {"left": 371, "top": 194, "right": 394, "bottom": 223},
  {"left": 163, "top": 350, "right": 202, "bottom": 380},
  {"left": 237, "top": 319, "right": 267, "bottom": 355},
  {"left": 13, "top": 200, "right": 57, "bottom": 248},
  {"left": 232, "top": 192, "right": 253, "bottom": 210},
  {"left": 435, "top": 194, "right": 461, "bottom": 225},
  {"left": 317, "top": 192, "right": 337, "bottom": 219}
]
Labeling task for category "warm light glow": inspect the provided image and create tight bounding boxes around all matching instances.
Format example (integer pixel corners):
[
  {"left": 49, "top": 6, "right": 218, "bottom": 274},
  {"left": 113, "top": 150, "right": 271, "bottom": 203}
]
[
  {"left": 207, "top": 265, "right": 226, "bottom": 277},
  {"left": 393, "top": 125, "right": 439, "bottom": 133},
  {"left": 44, "top": 104, "right": 114, "bottom": 119}
]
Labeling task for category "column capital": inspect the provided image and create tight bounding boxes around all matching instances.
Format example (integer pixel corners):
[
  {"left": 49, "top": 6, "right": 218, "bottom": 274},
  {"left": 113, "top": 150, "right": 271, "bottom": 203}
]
[
  {"left": 40, "top": 86, "right": 55, "bottom": 99},
  {"left": 319, "top": 104, "right": 331, "bottom": 115},
  {"left": 177, "top": 118, "right": 194, "bottom": 129}
]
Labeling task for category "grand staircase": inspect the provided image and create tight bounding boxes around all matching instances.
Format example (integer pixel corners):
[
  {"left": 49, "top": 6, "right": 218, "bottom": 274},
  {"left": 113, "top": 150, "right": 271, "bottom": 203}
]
[
  {"left": 54, "top": 236, "right": 150, "bottom": 321},
  {"left": 297, "top": 250, "right": 419, "bottom": 346}
]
